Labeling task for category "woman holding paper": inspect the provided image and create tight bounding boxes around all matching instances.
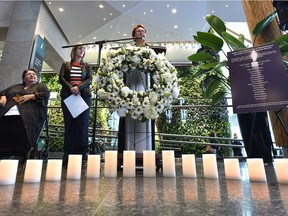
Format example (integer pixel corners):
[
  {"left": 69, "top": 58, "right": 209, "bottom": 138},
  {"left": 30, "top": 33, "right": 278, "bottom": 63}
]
[{"left": 59, "top": 45, "right": 92, "bottom": 167}]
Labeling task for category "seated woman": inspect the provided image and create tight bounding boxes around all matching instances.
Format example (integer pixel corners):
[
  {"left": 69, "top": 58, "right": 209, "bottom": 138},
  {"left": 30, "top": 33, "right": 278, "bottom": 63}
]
[{"left": 0, "top": 68, "right": 50, "bottom": 160}]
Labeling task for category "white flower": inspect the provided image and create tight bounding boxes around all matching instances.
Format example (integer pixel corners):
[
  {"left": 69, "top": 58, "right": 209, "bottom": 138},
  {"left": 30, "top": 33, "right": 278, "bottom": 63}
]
[
  {"left": 96, "top": 46, "right": 179, "bottom": 122},
  {"left": 97, "top": 88, "right": 107, "bottom": 99}
]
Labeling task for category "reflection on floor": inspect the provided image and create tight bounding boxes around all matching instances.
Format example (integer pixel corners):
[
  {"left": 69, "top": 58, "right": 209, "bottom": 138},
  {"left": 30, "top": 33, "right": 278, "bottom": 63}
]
[{"left": 0, "top": 158, "right": 288, "bottom": 216}]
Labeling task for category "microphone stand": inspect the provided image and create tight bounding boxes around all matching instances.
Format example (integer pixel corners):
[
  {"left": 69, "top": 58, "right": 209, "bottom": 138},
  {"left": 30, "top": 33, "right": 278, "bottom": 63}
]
[{"left": 62, "top": 37, "right": 137, "bottom": 154}]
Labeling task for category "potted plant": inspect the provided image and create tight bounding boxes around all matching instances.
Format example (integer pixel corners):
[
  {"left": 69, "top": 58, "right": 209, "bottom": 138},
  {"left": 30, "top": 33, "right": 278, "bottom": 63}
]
[{"left": 188, "top": 13, "right": 288, "bottom": 162}]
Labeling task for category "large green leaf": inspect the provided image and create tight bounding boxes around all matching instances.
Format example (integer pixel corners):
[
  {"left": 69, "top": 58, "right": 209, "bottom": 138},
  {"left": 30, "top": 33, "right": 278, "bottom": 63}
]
[
  {"left": 188, "top": 52, "right": 215, "bottom": 62},
  {"left": 222, "top": 32, "right": 246, "bottom": 51},
  {"left": 201, "top": 75, "right": 221, "bottom": 98},
  {"left": 201, "top": 62, "right": 218, "bottom": 70},
  {"left": 272, "top": 33, "right": 288, "bottom": 45},
  {"left": 191, "top": 68, "right": 210, "bottom": 79},
  {"left": 205, "top": 14, "right": 226, "bottom": 37},
  {"left": 211, "top": 91, "right": 227, "bottom": 105},
  {"left": 252, "top": 11, "right": 278, "bottom": 39},
  {"left": 193, "top": 32, "right": 223, "bottom": 52},
  {"left": 279, "top": 43, "right": 288, "bottom": 56}
]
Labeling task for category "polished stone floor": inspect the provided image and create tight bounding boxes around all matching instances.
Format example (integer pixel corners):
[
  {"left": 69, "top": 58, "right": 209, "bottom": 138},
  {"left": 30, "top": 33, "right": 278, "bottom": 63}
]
[{"left": 0, "top": 158, "right": 288, "bottom": 216}]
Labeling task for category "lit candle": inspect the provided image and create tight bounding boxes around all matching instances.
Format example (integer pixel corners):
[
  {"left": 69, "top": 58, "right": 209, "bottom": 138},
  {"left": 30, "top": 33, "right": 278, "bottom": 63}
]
[
  {"left": 0, "top": 159, "right": 19, "bottom": 185},
  {"left": 45, "top": 159, "right": 63, "bottom": 181},
  {"left": 123, "top": 150, "right": 136, "bottom": 177},
  {"left": 182, "top": 154, "right": 197, "bottom": 178},
  {"left": 246, "top": 158, "right": 267, "bottom": 182},
  {"left": 224, "top": 158, "right": 241, "bottom": 180},
  {"left": 66, "top": 155, "right": 82, "bottom": 180},
  {"left": 104, "top": 150, "right": 118, "bottom": 178},
  {"left": 202, "top": 154, "right": 218, "bottom": 179},
  {"left": 24, "top": 159, "right": 43, "bottom": 183},
  {"left": 274, "top": 158, "right": 288, "bottom": 184},
  {"left": 86, "top": 154, "right": 101, "bottom": 178},
  {"left": 162, "top": 150, "right": 176, "bottom": 177},
  {"left": 143, "top": 150, "right": 156, "bottom": 177}
]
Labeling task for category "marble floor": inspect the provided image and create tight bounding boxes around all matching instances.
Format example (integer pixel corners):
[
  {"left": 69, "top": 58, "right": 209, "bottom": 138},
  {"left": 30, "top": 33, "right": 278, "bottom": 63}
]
[{"left": 1, "top": 158, "right": 288, "bottom": 216}]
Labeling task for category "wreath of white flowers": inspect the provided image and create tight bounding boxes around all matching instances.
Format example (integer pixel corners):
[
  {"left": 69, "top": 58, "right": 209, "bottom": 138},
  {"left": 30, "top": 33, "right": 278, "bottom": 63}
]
[{"left": 96, "top": 46, "right": 179, "bottom": 122}]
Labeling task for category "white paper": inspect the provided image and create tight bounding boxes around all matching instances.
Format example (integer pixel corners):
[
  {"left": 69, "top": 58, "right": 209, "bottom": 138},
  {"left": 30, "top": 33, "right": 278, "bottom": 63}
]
[{"left": 63, "top": 94, "right": 89, "bottom": 118}]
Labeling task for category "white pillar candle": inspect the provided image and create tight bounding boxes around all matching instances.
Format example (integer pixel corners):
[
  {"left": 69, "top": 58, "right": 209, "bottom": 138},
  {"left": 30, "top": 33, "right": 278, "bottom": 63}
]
[
  {"left": 123, "top": 150, "right": 136, "bottom": 177},
  {"left": 224, "top": 158, "right": 241, "bottom": 180},
  {"left": 143, "top": 150, "right": 156, "bottom": 177},
  {"left": 182, "top": 154, "right": 197, "bottom": 178},
  {"left": 67, "top": 155, "right": 82, "bottom": 180},
  {"left": 104, "top": 150, "right": 118, "bottom": 178},
  {"left": 202, "top": 154, "right": 218, "bottom": 179},
  {"left": 162, "top": 150, "right": 176, "bottom": 177},
  {"left": 247, "top": 158, "right": 267, "bottom": 182},
  {"left": 274, "top": 158, "right": 288, "bottom": 184},
  {"left": 0, "top": 159, "right": 19, "bottom": 185},
  {"left": 24, "top": 159, "right": 43, "bottom": 183},
  {"left": 45, "top": 159, "right": 63, "bottom": 181},
  {"left": 86, "top": 154, "right": 101, "bottom": 178}
]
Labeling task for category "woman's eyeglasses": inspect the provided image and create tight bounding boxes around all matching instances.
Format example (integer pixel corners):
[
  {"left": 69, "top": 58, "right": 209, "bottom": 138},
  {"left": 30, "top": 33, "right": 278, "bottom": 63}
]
[{"left": 135, "top": 29, "right": 146, "bottom": 34}]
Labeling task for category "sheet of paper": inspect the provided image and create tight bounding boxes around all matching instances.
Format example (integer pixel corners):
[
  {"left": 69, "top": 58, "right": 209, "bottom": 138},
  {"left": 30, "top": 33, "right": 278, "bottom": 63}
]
[{"left": 63, "top": 94, "right": 89, "bottom": 118}]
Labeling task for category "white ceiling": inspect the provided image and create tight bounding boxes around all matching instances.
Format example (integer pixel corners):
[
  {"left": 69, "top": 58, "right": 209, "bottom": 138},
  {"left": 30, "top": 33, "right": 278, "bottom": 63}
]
[{"left": 45, "top": 0, "right": 247, "bottom": 45}]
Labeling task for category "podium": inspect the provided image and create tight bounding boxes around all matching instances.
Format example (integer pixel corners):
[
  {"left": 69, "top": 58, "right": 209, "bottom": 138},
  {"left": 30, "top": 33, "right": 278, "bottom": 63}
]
[{"left": 117, "top": 46, "right": 166, "bottom": 167}]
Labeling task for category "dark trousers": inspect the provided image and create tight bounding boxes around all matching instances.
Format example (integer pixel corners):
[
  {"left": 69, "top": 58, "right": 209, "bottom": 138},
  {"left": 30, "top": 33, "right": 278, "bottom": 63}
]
[{"left": 61, "top": 96, "right": 91, "bottom": 162}]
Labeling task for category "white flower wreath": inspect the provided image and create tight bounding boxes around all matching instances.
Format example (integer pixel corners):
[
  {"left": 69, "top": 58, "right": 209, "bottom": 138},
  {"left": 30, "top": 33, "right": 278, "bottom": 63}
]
[{"left": 96, "top": 46, "right": 179, "bottom": 122}]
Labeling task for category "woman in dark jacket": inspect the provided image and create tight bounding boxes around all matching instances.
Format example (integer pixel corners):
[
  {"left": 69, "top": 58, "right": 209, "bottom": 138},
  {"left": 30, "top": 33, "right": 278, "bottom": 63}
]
[
  {"left": 59, "top": 45, "right": 92, "bottom": 166},
  {"left": 0, "top": 68, "right": 50, "bottom": 158}
]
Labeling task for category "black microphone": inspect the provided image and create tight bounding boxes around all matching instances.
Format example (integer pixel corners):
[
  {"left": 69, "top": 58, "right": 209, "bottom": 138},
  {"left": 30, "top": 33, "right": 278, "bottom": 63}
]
[{"left": 134, "top": 37, "right": 144, "bottom": 40}]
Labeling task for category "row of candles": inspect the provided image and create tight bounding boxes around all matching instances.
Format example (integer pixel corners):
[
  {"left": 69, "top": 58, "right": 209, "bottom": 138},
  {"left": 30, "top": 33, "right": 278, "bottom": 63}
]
[{"left": 0, "top": 150, "right": 288, "bottom": 185}]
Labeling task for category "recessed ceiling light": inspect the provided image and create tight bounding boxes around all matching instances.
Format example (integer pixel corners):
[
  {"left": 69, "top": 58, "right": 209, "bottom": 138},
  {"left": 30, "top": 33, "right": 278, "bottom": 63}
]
[
  {"left": 59, "top": 8, "right": 64, "bottom": 12},
  {"left": 226, "top": 5, "right": 229, "bottom": 7},
  {"left": 122, "top": 4, "right": 125, "bottom": 8},
  {"left": 212, "top": 10, "right": 215, "bottom": 13},
  {"left": 99, "top": 4, "right": 104, "bottom": 8},
  {"left": 110, "top": 25, "right": 113, "bottom": 28},
  {"left": 103, "top": 18, "right": 106, "bottom": 21},
  {"left": 93, "top": 37, "right": 97, "bottom": 40},
  {"left": 167, "top": 4, "right": 170, "bottom": 8},
  {"left": 48, "top": 2, "right": 52, "bottom": 5},
  {"left": 110, "top": 13, "right": 113, "bottom": 16},
  {"left": 150, "top": 9, "right": 153, "bottom": 13},
  {"left": 174, "top": 25, "right": 178, "bottom": 29},
  {"left": 79, "top": 35, "right": 81, "bottom": 38},
  {"left": 144, "top": 12, "right": 146, "bottom": 15},
  {"left": 123, "top": 33, "right": 127, "bottom": 36},
  {"left": 172, "top": 8, "right": 177, "bottom": 14}
]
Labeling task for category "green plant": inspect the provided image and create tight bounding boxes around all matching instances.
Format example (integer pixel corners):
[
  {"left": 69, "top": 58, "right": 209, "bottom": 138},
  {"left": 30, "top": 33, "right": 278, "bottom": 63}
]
[{"left": 188, "top": 13, "right": 288, "bottom": 104}]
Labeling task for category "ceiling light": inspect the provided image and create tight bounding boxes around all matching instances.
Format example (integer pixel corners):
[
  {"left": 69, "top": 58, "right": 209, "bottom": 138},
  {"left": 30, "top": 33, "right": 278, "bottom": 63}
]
[
  {"left": 103, "top": 18, "right": 106, "bottom": 21},
  {"left": 150, "top": 9, "right": 153, "bottom": 13},
  {"left": 172, "top": 9, "right": 177, "bottom": 14},
  {"left": 110, "top": 13, "right": 113, "bottom": 16},
  {"left": 123, "top": 33, "right": 127, "bottom": 36},
  {"left": 59, "top": 8, "right": 64, "bottom": 12},
  {"left": 122, "top": 4, "right": 125, "bottom": 8},
  {"left": 48, "top": 2, "right": 51, "bottom": 5},
  {"left": 167, "top": 4, "right": 170, "bottom": 8},
  {"left": 79, "top": 35, "right": 81, "bottom": 38},
  {"left": 226, "top": 5, "right": 229, "bottom": 7},
  {"left": 174, "top": 25, "right": 178, "bottom": 29},
  {"left": 144, "top": 12, "right": 146, "bottom": 15},
  {"left": 99, "top": 4, "right": 104, "bottom": 8},
  {"left": 93, "top": 37, "right": 97, "bottom": 40}
]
